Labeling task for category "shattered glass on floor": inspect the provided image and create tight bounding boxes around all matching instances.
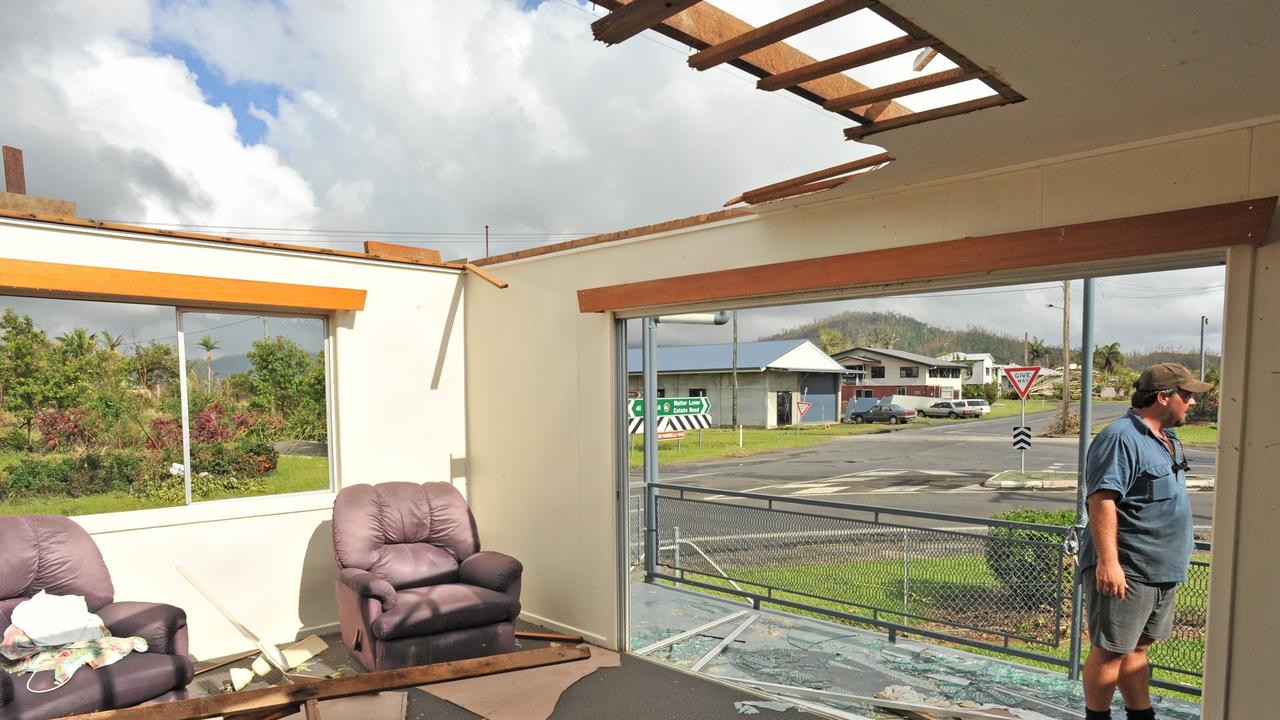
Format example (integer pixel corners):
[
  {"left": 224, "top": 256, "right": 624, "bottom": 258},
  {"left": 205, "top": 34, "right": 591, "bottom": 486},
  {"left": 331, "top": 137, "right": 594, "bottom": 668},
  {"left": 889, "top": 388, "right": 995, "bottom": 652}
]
[{"left": 630, "top": 581, "right": 1201, "bottom": 720}]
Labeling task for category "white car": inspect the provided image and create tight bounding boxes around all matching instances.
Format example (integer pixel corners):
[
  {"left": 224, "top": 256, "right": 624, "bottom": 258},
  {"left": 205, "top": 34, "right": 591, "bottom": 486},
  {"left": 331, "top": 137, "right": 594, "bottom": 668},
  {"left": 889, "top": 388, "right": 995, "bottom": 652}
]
[{"left": 962, "top": 399, "right": 991, "bottom": 415}]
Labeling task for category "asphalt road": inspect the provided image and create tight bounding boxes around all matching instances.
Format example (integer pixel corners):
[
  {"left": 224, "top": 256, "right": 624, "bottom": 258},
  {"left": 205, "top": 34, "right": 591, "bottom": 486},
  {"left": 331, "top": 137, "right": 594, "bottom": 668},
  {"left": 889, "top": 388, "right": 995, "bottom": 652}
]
[{"left": 636, "top": 405, "right": 1216, "bottom": 527}]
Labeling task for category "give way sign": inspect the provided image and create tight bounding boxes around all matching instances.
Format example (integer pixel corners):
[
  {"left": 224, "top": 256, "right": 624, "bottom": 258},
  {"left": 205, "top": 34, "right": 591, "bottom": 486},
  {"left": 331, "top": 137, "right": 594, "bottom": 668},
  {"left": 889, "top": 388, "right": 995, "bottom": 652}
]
[{"left": 1003, "top": 366, "right": 1042, "bottom": 399}]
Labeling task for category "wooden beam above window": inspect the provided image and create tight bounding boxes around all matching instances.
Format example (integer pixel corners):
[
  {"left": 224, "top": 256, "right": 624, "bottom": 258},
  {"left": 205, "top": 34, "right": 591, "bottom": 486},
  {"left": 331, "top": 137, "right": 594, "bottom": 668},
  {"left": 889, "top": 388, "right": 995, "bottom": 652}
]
[
  {"left": 0, "top": 257, "right": 367, "bottom": 312},
  {"left": 577, "top": 198, "right": 1276, "bottom": 313}
]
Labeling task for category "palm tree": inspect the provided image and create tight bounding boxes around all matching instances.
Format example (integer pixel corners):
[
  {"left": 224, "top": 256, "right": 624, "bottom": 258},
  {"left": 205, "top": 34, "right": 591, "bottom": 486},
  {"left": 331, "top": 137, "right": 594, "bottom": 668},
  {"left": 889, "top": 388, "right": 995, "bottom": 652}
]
[
  {"left": 197, "top": 335, "right": 220, "bottom": 390},
  {"left": 1093, "top": 342, "right": 1123, "bottom": 376},
  {"left": 1027, "top": 336, "right": 1049, "bottom": 366},
  {"left": 100, "top": 331, "right": 124, "bottom": 352},
  {"left": 56, "top": 327, "right": 97, "bottom": 357}
]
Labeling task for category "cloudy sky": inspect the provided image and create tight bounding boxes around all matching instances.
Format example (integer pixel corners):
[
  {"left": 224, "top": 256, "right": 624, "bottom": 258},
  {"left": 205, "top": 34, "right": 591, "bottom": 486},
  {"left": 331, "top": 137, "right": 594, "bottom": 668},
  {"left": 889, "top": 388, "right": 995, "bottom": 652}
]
[{"left": 0, "top": 0, "right": 1225, "bottom": 357}]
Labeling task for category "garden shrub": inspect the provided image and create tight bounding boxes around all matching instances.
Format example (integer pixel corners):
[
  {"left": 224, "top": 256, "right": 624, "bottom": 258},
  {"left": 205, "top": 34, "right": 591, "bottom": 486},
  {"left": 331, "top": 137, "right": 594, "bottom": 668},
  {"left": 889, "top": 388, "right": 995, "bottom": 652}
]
[
  {"left": 0, "top": 451, "right": 140, "bottom": 498},
  {"left": 1, "top": 456, "right": 77, "bottom": 498},
  {"left": 190, "top": 439, "right": 277, "bottom": 478},
  {"left": 985, "top": 507, "right": 1076, "bottom": 609},
  {"left": 129, "top": 459, "right": 266, "bottom": 504}
]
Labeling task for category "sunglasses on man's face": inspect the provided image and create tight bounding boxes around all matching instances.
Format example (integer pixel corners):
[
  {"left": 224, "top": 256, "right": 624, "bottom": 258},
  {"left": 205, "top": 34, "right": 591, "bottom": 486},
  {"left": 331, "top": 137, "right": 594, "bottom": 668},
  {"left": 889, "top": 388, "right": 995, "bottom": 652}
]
[{"left": 1164, "top": 388, "right": 1194, "bottom": 402}]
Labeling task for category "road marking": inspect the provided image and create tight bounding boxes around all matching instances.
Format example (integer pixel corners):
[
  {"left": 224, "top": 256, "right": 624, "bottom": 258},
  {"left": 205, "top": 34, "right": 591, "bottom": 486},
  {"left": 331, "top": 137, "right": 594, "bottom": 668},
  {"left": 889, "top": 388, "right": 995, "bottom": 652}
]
[
  {"left": 790, "top": 486, "right": 850, "bottom": 496},
  {"left": 920, "top": 470, "right": 968, "bottom": 477},
  {"left": 661, "top": 471, "right": 724, "bottom": 481},
  {"left": 858, "top": 470, "right": 911, "bottom": 477},
  {"left": 871, "top": 485, "right": 922, "bottom": 493}
]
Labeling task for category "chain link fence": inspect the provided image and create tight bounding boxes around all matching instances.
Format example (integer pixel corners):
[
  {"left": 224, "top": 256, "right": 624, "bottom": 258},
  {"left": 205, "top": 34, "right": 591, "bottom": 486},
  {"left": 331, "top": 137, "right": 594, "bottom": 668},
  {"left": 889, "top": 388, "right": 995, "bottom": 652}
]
[{"left": 633, "top": 483, "right": 1209, "bottom": 695}]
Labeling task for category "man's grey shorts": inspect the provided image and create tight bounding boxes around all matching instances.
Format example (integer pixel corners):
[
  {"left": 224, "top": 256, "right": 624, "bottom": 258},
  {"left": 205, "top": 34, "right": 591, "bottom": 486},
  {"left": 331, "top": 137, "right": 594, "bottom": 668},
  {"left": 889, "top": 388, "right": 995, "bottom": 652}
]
[{"left": 1082, "top": 567, "right": 1178, "bottom": 653}]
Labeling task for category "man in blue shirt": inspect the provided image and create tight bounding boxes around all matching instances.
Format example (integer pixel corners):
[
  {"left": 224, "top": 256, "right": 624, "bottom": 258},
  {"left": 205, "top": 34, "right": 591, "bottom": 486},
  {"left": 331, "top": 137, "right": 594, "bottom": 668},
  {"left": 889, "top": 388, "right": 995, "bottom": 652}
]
[{"left": 1079, "top": 363, "right": 1210, "bottom": 720}]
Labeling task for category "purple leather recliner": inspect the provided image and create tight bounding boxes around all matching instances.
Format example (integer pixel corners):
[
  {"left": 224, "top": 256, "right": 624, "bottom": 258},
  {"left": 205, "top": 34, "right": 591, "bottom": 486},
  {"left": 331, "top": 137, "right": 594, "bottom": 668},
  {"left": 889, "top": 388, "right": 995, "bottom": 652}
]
[
  {"left": 0, "top": 516, "right": 193, "bottom": 720},
  {"left": 331, "top": 482, "right": 523, "bottom": 671}
]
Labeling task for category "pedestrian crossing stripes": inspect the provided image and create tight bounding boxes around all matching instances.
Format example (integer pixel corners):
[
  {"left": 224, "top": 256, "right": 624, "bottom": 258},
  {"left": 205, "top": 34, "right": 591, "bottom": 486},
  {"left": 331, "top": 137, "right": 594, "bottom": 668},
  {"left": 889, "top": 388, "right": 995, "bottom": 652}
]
[{"left": 627, "top": 414, "right": 711, "bottom": 434}]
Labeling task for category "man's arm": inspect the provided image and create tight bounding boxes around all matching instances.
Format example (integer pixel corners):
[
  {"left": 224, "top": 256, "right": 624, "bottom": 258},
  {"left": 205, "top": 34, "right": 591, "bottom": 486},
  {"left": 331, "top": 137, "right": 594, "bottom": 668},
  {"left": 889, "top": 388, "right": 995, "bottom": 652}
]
[{"left": 1088, "top": 490, "right": 1127, "bottom": 600}]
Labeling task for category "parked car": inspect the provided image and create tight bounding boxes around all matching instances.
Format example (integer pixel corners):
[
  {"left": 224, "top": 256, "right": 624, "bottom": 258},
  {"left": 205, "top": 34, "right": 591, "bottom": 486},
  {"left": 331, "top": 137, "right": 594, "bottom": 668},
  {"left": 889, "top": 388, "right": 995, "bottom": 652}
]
[
  {"left": 849, "top": 404, "right": 917, "bottom": 424},
  {"left": 920, "top": 400, "right": 980, "bottom": 419},
  {"left": 963, "top": 399, "right": 991, "bottom": 415}
]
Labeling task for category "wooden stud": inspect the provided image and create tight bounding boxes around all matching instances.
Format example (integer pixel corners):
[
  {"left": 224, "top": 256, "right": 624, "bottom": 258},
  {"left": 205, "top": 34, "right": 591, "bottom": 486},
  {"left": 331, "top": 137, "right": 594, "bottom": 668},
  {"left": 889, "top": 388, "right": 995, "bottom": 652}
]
[
  {"left": 757, "top": 35, "right": 935, "bottom": 92},
  {"left": 739, "top": 176, "right": 854, "bottom": 206},
  {"left": 473, "top": 208, "right": 750, "bottom": 267},
  {"left": 2, "top": 146, "right": 25, "bottom": 195},
  {"left": 825, "top": 67, "right": 985, "bottom": 112},
  {"left": 592, "top": 0, "right": 703, "bottom": 45},
  {"left": 576, "top": 198, "right": 1277, "bottom": 313},
  {"left": 732, "top": 152, "right": 891, "bottom": 205},
  {"left": 514, "top": 631, "right": 585, "bottom": 643},
  {"left": 463, "top": 262, "right": 509, "bottom": 289},
  {"left": 0, "top": 257, "right": 367, "bottom": 312},
  {"left": 0, "top": 208, "right": 459, "bottom": 269},
  {"left": 363, "top": 241, "right": 442, "bottom": 264},
  {"left": 688, "top": 0, "right": 872, "bottom": 72},
  {"left": 61, "top": 645, "right": 590, "bottom": 720},
  {"left": 844, "top": 94, "right": 1014, "bottom": 140}
]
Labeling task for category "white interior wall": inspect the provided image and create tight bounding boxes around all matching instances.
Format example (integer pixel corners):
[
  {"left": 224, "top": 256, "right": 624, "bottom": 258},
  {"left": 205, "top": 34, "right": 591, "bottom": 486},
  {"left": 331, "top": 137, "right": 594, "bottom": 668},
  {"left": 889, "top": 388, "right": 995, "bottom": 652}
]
[
  {"left": 465, "top": 119, "right": 1280, "bottom": 716},
  {"left": 0, "top": 221, "right": 468, "bottom": 659}
]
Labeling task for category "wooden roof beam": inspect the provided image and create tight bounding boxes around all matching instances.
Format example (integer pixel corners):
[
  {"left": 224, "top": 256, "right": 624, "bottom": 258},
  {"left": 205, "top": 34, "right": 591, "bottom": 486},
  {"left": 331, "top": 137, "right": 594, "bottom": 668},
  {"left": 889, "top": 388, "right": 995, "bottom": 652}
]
[
  {"left": 688, "top": 0, "right": 872, "bottom": 72},
  {"left": 826, "top": 67, "right": 986, "bottom": 112},
  {"left": 2, "top": 146, "right": 25, "bottom": 194},
  {"left": 845, "top": 94, "right": 1015, "bottom": 140},
  {"left": 592, "top": 0, "right": 703, "bottom": 45},
  {"left": 591, "top": 0, "right": 913, "bottom": 123},
  {"left": 757, "top": 35, "right": 935, "bottom": 92},
  {"left": 726, "top": 152, "right": 891, "bottom": 206}
]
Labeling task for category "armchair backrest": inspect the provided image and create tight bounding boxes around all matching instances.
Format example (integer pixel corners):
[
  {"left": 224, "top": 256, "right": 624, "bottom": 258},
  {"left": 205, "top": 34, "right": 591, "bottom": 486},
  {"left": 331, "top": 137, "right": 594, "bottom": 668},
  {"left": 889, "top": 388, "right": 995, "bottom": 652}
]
[
  {"left": 332, "top": 482, "right": 481, "bottom": 590},
  {"left": 0, "top": 515, "right": 115, "bottom": 629}
]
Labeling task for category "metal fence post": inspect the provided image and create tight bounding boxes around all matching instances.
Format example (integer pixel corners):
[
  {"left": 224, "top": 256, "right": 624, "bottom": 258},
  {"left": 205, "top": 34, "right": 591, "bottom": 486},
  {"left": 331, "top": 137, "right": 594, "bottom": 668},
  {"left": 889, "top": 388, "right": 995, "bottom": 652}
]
[
  {"left": 673, "top": 526, "right": 682, "bottom": 588},
  {"left": 902, "top": 529, "right": 910, "bottom": 618}
]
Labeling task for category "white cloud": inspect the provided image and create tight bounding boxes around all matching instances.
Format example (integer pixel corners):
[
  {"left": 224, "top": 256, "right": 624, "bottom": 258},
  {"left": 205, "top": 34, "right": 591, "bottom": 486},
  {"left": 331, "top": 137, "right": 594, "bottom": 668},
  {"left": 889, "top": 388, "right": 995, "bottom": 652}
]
[{"left": 0, "top": 1, "right": 1228, "bottom": 353}]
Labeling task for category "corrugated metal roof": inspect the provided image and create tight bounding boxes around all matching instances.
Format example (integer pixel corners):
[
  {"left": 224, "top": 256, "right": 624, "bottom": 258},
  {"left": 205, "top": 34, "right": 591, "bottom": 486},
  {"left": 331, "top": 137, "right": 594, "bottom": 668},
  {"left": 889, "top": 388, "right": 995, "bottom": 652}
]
[
  {"left": 850, "top": 346, "right": 967, "bottom": 368},
  {"left": 626, "top": 339, "right": 844, "bottom": 374}
]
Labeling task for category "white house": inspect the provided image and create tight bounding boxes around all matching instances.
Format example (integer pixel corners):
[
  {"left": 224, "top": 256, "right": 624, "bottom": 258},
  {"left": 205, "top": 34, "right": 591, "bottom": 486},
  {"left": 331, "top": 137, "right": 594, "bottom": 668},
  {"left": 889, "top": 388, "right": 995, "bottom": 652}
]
[{"left": 833, "top": 347, "right": 966, "bottom": 401}]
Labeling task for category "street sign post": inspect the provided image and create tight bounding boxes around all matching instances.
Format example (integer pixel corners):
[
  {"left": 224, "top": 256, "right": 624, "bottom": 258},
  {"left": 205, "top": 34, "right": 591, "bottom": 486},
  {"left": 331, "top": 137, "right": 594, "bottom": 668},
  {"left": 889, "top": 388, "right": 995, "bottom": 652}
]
[
  {"left": 796, "top": 401, "right": 813, "bottom": 418},
  {"left": 1003, "top": 366, "right": 1042, "bottom": 472},
  {"left": 627, "top": 397, "right": 712, "bottom": 434}
]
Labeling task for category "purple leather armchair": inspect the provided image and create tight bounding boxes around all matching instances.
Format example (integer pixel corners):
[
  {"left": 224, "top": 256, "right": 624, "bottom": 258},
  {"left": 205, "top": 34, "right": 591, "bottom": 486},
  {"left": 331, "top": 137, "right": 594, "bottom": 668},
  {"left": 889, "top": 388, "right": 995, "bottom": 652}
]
[
  {"left": 0, "top": 516, "right": 193, "bottom": 720},
  {"left": 331, "top": 482, "right": 523, "bottom": 671}
]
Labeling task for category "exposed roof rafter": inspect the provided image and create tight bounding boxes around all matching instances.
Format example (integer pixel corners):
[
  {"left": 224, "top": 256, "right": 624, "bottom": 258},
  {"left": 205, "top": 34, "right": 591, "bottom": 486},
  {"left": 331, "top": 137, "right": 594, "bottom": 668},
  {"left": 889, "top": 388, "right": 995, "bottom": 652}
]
[
  {"left": 726, "top": 152, "right": 892, "bottom": 206},
  {"left": 686, "top": 0, "right": 872, "bottom": 72},
  {"left": 844, "top": 95, "right": 1012, "bottom": 140},
  {"left": 591, "top": 0, "right": 702, "bottom": 45},
  {"left": 757, "top": 34, "right": 936, "bottom": 92},
  {"left": 826, "top": 67, "right": 987, "bottom": 112}
]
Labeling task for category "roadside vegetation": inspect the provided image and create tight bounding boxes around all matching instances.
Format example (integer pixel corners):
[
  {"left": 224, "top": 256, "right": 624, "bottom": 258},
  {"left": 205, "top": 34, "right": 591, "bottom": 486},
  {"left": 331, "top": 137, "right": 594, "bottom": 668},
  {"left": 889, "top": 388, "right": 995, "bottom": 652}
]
[{"left": 0, "top": 308, "right": 329, "bottom": 515}]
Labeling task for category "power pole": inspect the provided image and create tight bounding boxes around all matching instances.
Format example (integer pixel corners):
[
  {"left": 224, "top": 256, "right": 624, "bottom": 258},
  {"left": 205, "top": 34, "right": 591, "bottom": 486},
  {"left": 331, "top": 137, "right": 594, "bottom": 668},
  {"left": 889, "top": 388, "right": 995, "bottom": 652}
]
[
  {"left": 731, "top": 311, "right": 739, "bottom": 428},
  {"left": 1199, "top": 316, "right": 1209, "bottom": 380},
  {"left": 484, "top": 224, "right": 490, "bottom": 258},
  {"left": 1060, "top": 280, "right": 1071, "bottom": 428},
  {"left": 1023, "top": 331, "right": 1028, "bottom": 365}
]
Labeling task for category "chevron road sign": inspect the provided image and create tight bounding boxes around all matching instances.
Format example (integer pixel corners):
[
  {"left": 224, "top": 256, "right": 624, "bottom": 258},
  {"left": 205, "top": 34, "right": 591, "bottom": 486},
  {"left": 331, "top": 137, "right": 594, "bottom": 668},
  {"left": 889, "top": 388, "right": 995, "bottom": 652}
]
[
  {"left": 627, "top": 396, "right": 713, "bottom": 435},
  {"left": 1013, "top": 426, "right": 1032, "bottom": 450}
]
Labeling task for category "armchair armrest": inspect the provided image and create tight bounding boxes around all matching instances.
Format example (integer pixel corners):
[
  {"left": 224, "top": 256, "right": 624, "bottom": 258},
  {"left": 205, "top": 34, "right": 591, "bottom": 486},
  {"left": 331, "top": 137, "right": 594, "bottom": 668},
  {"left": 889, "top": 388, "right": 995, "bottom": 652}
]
[
  {"left": 459, "top": 551, "right": 523, "bottom": 593},
  {"left": 96, "top": 601, "right": 188, "bottom": 656},
  {"left": 0, "top": 671, "right": 12, "bottom": 708},
  {"left": 338, "top": 568, "right": 397, "bottom": 611}
]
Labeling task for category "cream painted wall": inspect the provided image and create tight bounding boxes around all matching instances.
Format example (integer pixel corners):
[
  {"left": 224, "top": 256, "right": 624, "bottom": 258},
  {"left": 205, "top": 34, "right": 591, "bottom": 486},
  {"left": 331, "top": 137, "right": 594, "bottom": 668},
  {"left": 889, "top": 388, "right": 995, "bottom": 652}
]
[
  {"left": 0, "top": 221, "right": 468, "bottom": 659},
  {"left": 466, "top": 118, "right": 1280, "bottom": 714}
]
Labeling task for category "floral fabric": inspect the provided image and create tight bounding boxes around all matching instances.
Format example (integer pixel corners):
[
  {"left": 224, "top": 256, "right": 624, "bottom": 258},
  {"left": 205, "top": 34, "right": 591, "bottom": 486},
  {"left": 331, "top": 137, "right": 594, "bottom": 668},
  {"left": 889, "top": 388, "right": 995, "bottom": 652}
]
[{"left": 1, "top": 623, "right": 147, "bottom": 688}]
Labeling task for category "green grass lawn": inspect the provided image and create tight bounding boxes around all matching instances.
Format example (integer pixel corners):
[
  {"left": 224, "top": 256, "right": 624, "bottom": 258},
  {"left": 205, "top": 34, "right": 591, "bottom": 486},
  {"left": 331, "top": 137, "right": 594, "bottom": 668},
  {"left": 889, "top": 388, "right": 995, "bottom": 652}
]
[
  {"left": 1174, "top": 423, "right": 1217, "bottom": 447},
  {"left": 663, "top": 552, "right": 1207, "bottom": 694},
  {"left": 0, "top": 455, "right": 331, "bottom": 515},
  {"left": 629, "top": 424, "right": 896, "bottom": 468}
]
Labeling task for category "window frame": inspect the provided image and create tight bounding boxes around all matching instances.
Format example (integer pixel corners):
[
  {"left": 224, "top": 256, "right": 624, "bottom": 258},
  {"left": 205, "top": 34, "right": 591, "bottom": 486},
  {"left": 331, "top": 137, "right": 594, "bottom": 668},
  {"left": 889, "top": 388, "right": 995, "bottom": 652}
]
[{"left": 176, "top": 306, "right": 337, "bottom": 504}]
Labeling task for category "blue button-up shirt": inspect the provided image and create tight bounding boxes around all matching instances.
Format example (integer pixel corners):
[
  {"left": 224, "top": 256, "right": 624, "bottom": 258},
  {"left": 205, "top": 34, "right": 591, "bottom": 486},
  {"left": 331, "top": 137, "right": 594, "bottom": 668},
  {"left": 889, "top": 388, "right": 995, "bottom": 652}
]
[{"left": 1078, "top": 410, "right": 1194, "bottom": 584}]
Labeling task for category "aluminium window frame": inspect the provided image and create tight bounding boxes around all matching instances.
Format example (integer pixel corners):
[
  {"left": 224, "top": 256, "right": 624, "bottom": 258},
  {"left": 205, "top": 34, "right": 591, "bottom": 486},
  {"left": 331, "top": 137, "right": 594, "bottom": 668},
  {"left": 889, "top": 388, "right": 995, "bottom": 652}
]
[{"left": 174, "top": 306, "right": 337, "bottom": 505}]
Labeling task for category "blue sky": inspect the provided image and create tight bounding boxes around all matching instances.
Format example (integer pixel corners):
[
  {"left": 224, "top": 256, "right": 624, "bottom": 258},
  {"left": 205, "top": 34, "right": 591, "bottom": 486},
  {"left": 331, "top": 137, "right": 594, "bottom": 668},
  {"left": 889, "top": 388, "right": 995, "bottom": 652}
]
[{"left": 151, "top": 40, "right": 283, "bottom": 146}]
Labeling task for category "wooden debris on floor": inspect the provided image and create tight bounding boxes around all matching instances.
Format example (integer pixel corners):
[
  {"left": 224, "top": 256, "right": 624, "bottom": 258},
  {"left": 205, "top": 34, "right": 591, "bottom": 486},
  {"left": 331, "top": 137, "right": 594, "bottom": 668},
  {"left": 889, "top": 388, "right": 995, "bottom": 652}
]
[
  {"left": 252, "top": 635, "right": 329, "bottom": 676},
  {"left": 421, "top": 645, "right": 621, "bottom": 720}
]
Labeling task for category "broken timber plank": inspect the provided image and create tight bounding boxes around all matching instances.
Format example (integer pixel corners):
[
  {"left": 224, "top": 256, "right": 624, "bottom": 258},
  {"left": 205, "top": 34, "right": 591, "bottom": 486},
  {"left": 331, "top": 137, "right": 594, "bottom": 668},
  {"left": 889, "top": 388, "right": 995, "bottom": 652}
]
[
  {"left": 826, "top": 67, "right": 985, "bottom": 112},
  {"left": 463, "top": 262, "right": 508, "bottom": 289},
  {"left": 730, "top": 152, "right": 891, "bottom": 205},
  {"left": 514, "top": 631, "right": 585, "bottom": 643},
  {"left": 758, "top": 35, "right": 935, "bottom": 92},
  {"left": 60, "top": 645, "right": 590, "bottom": 720},
  {"left": 363, "top": 241, "right": 442, "bottom": 265}
]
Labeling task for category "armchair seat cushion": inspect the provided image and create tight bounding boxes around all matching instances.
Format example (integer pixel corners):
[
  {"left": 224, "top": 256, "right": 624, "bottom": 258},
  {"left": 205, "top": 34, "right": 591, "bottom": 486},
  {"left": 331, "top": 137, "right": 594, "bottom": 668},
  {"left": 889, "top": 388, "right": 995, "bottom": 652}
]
[
  {"left": 1, "top": 651, "right": 192, "bottom": 720},
  {"left": 371, "top": 584, "right": 519, "bottom": 642}
]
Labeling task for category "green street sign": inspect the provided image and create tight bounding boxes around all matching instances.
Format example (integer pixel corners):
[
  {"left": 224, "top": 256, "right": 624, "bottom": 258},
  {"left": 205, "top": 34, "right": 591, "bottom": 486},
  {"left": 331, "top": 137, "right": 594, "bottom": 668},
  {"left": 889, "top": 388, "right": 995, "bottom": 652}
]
[{"left": 627, "top": 396, "right": 710, "bottom": 418}]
